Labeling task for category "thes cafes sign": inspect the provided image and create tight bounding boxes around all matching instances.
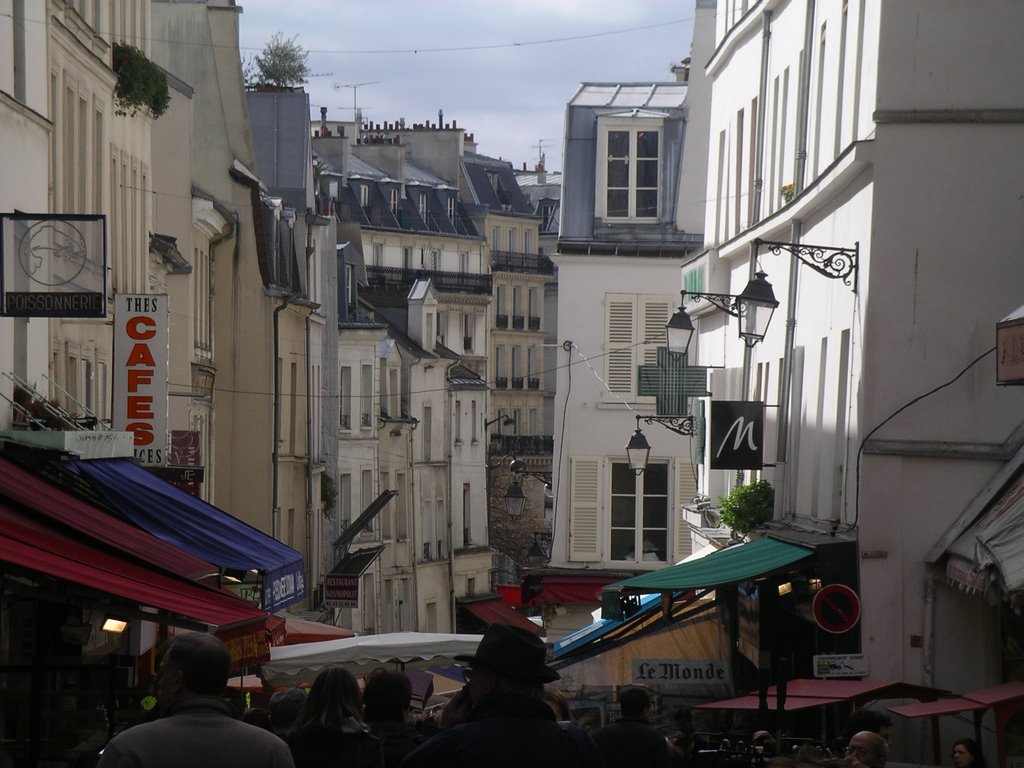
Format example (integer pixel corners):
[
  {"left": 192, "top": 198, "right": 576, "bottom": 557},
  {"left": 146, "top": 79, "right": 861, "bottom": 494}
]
[{"left": 112, "top": 295, "right": 169, "bottom": 465}]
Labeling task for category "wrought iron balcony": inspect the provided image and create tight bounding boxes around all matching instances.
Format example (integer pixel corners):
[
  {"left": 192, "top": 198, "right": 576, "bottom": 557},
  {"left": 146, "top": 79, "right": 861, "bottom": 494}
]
[
  {"left": 528, "top": 316, "right": 541, "bottom": 331},
  {"left": 495, "top": 314, "right": 509, "bottom": 329},
  {"left": 365, "top": 266, "right": 492, "bottom": 295},
  {"left": 528, "top": 378, "right": 540, "bottom": 390},
  {"left": 511, "top": 377, "right": 524, "bottom": 389},
  {"left": 512, "top": 315, "right": 524, "bottom": 330},
  {"left": 495, "top": 377, "right": 508, "bottom": 389},
  {"left": 490, "top": 250, "right": 556, "bottom": 275}
]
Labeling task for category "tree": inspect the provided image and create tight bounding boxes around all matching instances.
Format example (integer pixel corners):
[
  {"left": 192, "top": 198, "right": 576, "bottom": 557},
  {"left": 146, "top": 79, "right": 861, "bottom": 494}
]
[{"left": 250, "top": 32, "right": 310, "bottom": 88}]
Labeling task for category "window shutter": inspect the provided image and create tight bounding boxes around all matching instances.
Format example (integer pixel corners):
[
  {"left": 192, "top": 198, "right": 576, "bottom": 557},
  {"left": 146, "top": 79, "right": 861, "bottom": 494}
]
[
  {"left": 674, "top": 457, "right": 697, "bottom": 561},
  {"left": 605, "top": 297, "right": 636, "bottom": 395},
  {"left": 569, "top": 456, "right": 601, "bottom": 561},
  {"left": 639, "top": 296, "right": 673, "bottom": 366}
]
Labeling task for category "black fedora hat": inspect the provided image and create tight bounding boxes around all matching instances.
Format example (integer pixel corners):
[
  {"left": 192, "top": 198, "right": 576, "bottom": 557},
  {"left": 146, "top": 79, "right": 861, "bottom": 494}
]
[{"left": 456, "top": 624, "right": 559, "bottom": 683}]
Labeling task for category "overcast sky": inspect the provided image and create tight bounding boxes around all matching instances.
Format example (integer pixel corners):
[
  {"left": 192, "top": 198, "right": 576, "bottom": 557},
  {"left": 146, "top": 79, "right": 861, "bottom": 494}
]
[{"left": 237, "top": 0, "right": 697, "bottom": 173}]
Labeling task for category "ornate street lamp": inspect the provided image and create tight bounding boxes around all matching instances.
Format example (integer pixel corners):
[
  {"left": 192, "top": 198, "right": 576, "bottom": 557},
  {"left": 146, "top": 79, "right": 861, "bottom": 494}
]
[{"left": 683, "top": 271, "right": 779, "bottom": 348}]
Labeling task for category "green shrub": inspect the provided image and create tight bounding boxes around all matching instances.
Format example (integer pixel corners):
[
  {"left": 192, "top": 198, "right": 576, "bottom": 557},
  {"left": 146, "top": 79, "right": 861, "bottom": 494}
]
[
  {"left": 112, "top": 43, "right": 170, "bottom": 118},
  {"left": 718, "top": 479, "right": 774, "bottom": 534}
]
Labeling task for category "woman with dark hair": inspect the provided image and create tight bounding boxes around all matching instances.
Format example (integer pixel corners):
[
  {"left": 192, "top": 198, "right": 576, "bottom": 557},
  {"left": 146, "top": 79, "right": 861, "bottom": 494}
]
[
  {"left": 287, "top": 666, "right": 384, "bottom": 768},
  {"left": 952, "top": 738, "right": 987, "bottom": 768}
]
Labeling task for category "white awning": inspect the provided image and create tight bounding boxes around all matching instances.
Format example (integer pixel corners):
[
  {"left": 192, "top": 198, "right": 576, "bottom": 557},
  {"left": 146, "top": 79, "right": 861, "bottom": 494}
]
[{"left": 944, "top": 473, "right": 1024, "bottom": 598}]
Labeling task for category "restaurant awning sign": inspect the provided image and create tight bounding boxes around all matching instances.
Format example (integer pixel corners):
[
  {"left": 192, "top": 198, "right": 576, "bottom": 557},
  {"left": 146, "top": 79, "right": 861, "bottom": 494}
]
[
  {"left": 710, "top": 400, "right": 765, "bottom": 470},
  {"left": 0, "top": 213, "right": 107, "bottom": 317}
]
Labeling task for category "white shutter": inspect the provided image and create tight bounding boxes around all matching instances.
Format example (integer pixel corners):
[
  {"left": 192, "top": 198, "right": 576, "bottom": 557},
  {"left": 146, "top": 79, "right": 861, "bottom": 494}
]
[
  {"left": 674, "top": 457, "right": 697, "bottom": 561},
  {"left": 639, "top": 295, "right": 673, "bottom": 367},
  {"left": 569, "top": 456, "right": 601, "bottom": 561},
  {"left": 605, "top": 296, "right": 636, "bottom": 395}
]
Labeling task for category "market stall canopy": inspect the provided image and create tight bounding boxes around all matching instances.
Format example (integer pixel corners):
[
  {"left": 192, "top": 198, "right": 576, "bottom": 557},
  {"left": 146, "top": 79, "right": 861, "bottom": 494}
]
[
  {"left": 458, "top": 596, "right": 541, "bottom": 635},
  {"left": 70, "top": 458, "right": 305, "bottom": 612},
  {"left": 262, "top": 632, "right": 483, "bottom": 683},
  {"left": 696, "top": 679, "right": 951, "bottom": 714},
  {"left": 607, "top": 538, "right": 813, "bottom": 593}
]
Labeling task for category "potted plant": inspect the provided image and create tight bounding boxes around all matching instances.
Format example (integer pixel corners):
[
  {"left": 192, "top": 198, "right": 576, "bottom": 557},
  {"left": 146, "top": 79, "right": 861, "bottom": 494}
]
[
  {"left": 112, "top": 43, "right": 170, "bottom": 118},
  {"left": 780, "top": 183, "right": 795, "bottom": 204},
  {"left": 718, "top": 479, "right": 774, "bottom": 535}
]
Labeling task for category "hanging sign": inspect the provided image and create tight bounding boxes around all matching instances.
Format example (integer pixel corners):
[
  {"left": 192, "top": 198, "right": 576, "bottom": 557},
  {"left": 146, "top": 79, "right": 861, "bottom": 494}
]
[
  {"left": 112, "top": 295, "right": 169, "bottom": 465},
  {"left": 710, "top": 400, "right": 764, "bottom": 470}
]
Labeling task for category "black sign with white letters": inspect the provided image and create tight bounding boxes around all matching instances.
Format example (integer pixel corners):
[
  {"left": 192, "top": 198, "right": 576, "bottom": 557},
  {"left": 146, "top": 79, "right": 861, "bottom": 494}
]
[{"left": 710, "top": 401, "right": 764, "bottom": 470}]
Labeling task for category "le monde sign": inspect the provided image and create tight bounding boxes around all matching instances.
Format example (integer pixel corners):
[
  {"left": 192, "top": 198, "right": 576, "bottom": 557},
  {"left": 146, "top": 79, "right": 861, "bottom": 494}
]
[{"left": 112, "top": 295, "right": 169, "bottom": 465}]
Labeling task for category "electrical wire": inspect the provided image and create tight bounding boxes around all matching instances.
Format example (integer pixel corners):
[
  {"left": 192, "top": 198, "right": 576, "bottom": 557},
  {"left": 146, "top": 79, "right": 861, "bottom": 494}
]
[{"left": 851, "top": 346, "right": 996, "bottom": 529}]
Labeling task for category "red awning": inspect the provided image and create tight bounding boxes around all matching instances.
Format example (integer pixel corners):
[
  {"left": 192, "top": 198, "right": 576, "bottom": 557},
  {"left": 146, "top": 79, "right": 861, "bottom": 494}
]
[
  {"left": 0, "top": 457, "right": 216, "bottom": 580},
  {"left": 695, "top": 694, "right": 847, "bottom": 712},
  {"left": 766, "top": 678, "right": 950, "bottom": 704},
  {"left": 0, "top": 501, "right": 268, "bottom": 629},
  {"left": 460, "top": 597, "right": 541, "bottom": 635},
  {"left": 889, "top": 698, "right": 987, "bottom": 718},
  {"left": 541, "top": 575, "right": 618, "bottom": 604},
  {"left": 280, "top": 615, "right": 355, "bottom": 645}
]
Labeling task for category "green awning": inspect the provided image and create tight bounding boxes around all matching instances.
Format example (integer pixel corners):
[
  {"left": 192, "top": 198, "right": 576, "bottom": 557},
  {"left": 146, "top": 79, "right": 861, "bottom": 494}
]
[{"left": 608, "top": 537, "right": 814, "bottom": 593}]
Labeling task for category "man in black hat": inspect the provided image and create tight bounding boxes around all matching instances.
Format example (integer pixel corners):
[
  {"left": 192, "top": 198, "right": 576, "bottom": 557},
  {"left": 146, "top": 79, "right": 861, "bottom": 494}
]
[{"left": 400, "top": 623, "right": 604, "bottom": 768}]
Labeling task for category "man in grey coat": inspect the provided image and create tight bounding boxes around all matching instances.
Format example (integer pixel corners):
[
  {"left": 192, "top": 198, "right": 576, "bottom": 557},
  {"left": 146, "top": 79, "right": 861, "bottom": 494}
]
[{"left": 98, "top": 633, "right": 294, "bottom": 768}]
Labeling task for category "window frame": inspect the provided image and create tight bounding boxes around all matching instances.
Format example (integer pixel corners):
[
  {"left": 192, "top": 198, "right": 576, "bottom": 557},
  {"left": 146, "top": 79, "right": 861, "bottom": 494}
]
[
  {"left": 608, "top": 460, "right": 669, "bottom": 564},
  {"left": 595, "top": 115, "right": 665, "bottom": 221}
]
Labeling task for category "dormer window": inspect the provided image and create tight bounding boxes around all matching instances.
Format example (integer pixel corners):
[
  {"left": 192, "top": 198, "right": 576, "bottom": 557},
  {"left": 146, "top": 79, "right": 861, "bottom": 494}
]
[
  {"left": 447, "top": 195, "right": 456, "bottom": 222},
  {"left": 360, "top": 183, "right": 370, "bottom": 208},
  {"left": 390, "top": 187, "right": 399, "bottom": 213},
  {"left": 596, "top": 116, "right": 663, "bottom": 220},
  {"left": 418, "top": 191, "right": 428, "bottom": 220}
]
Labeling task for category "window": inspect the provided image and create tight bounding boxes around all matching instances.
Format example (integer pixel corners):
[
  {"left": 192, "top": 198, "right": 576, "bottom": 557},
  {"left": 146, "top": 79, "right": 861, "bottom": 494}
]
[
  {"left": 454, "top": 399, "right": 462, "bottom": 443},
  {"left": 396, "top": 473, "right": 408, "bottom": 540},
  {"left": 360, "top": 364, "right": 372, "bottom": 427},
  {"left": 524, "top": 230, "right": 533, "bottom": 256},
  {"left": 361, "top": 469, "right": 374, "bottom": 532},
  {"left": 360, "top": 184, "right": 370, "bottom": 208},
  {"left": 390, "top": 187, "right": 399, "bottom": 213},
  {"left": 599, "top": 123, "right": 661, "bottom": 219},
  {"left": 403, "top": 247, "right": 413, "bottom": 269},
  {"left": 604, "top": 294, "right": 674, "bottom": 399},
  {"left": 422, "top": 404, "right": 432, "bottom": 461},
  {"left": 373, "top": 243, "right": 383, "bottom": 266},
  {"left": 496, "top": 285, "right": 507, "bottom": 315},
  {"left": 340, "top": 366, "right": 352, "bottom": 429},
  {"left": 447, "top": 195, "right": 456, "bottom": 222},
  {"left": 610, "top": 462, "right": 668, "bottom": 562},
  {"left": 459, "top": 251, "right": 469, "bottom": 273},
  {"left": 340, "top": 473, "right": 352, "bottom": 523},
  {"left": 507, "top": 228, "right": 516, "bottom": 254},
  {"left": 418, "top": 191, "right": 428, "bottom": 220},
  {"left": 491, "top": 226, "right": 500, "bottom": 249},
  {"left": 471, "top": 400, "right": 478, "bottom": 442}
]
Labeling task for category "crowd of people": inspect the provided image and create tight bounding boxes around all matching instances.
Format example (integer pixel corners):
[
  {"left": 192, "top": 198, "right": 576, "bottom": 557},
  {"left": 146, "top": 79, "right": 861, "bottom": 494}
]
[{"left": 93, "top": 626, "right": 990, "bottom": 768}]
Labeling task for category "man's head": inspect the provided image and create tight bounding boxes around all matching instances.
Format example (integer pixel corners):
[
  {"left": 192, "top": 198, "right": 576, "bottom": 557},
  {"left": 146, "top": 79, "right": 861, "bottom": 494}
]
[
  {"left": 455, "top": 624, "right": 558, "bottom": 705},
  {"left": 619, "top": 687, "right": 651, "bottom": 719},
  {"left": 155, "top": 634, "right": 231, "bottom": 712},
  {"left": 363, "top": 670, "right": 413, "bottom": 724},
  {"left": 268, "top": 687, "right": 306, "bottom": 734},
  {"left": 842, "top": 708, "right": 892, "bottom": 744},
  {"left": 845, "top": 731, "right": 888, "bottom": 768}
]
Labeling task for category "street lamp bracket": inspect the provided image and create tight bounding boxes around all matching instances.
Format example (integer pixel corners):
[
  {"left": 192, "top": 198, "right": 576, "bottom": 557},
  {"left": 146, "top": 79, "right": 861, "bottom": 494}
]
[{"left": 755, "top": 238, "right": 859, "bottom": 289}]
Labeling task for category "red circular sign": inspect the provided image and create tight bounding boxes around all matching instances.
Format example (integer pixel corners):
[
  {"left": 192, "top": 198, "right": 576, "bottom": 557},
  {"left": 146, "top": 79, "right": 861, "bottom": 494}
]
[{"left": 812, "top": 584, "right": 861, "bottom": 634}]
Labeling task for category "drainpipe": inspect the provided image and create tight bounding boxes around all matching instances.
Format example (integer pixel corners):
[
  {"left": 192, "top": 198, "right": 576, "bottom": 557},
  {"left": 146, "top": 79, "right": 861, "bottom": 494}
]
[
  {"left": 304, "top": 213, "right": 317, "bottom": 602},
  {"left": 794, "top": 0, "right": 816, "bottom": 193},
  {"left": 751, "top": 10, "right": 773, "bottom": 224},
  {"left": 445, "top": 362, "right": 458, "bottom": 633},
  {"left": 773, "top": 220, "right": 803, "bottom": 519},
  {"left": 272, "top": 298, "right": 290, "bottom": 539}
]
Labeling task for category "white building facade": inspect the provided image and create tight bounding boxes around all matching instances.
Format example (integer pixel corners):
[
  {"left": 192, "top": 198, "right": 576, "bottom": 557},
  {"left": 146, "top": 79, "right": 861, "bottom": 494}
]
[{"left": 694, "top": 0, "right": 1024, "bottom": 760}]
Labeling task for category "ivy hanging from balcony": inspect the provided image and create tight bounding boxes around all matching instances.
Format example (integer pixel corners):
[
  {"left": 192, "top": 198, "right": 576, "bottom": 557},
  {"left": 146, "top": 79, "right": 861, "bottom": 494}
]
[{"left": 112, "top": 43, "right": 170, "bottom": 118}]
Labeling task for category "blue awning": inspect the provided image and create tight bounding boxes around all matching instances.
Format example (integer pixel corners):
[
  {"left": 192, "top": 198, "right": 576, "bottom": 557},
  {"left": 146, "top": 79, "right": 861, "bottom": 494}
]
[
  {"left": 70, "top": 458, "right": 305, "bottom": 612},
  {"left": 553, "top": 592, "right": 662, "bottom": 659}
]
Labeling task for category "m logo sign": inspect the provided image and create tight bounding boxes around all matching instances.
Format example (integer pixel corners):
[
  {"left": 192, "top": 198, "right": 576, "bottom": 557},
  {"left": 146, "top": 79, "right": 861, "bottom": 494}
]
[{"left": 710, "top": 401, "right": 764, "bottom": 470}]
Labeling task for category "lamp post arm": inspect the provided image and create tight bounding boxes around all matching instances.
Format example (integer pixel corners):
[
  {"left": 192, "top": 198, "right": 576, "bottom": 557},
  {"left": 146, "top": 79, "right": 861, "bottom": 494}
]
[{"left": 755, "top": 239, "right": 859, "bottom": 290}]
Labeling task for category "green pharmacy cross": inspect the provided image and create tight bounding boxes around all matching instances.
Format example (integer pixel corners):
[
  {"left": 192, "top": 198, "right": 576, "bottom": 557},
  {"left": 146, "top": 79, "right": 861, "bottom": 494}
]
[{"left": 637, "top": 347, "right": 709, "bottom": 419}]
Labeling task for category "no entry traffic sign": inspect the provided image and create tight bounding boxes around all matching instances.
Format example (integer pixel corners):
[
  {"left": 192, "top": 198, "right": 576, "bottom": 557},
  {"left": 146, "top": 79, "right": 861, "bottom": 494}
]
[{"left": 812, "top": 584, "right": 861, "bottom": 634}]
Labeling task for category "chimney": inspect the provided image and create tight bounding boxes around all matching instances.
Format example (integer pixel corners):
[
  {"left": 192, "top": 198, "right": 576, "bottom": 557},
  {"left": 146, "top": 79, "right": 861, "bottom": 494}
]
[
  {"left": 673, "top": 57, "right": 691, "bottom": 83},
  {"left": 438, "top": 109, "right": 444, "bottom": 127},
  {"left": 320, "top": 106, "right": 328, "bottom": 137}
]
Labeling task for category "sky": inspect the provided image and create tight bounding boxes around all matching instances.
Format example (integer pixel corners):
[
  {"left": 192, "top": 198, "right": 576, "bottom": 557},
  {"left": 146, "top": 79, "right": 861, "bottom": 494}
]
[{"left": 236, "top": 0, "right": 697, "bottom": 173}]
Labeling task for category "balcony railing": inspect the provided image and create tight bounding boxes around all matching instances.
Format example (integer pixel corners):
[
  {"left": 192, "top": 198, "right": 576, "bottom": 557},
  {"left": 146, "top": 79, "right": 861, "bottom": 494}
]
[
  {"left": 341, "top": 413, "right": 351, "bottom": 429},
  {"left": 495, "top": 377, "right": 508, "bottom": 389},
  {"left": 528, "top": 378, "right": 540, "bottom": 389},
  {"left": 528, "top": 316, "right": 541, "bottom": 331},
  {"left": 490, "top": 250, "right": 556, "bottom": 275},
  {"left": 495, "top": 314, "right": 508, "bottom": 329},
  {"left": 366, "top": 266, "right": 492, "bottom": 295},
  {"left": 361, "top": 413, "right": 372, "bottom": 428},
  {"left": 512, "top": 315, "right": 524, "bottom": 330},
  {"left": 463, "top": 336, "right": 473, "bottom": 352},
  {"left": 511, "top": 377, "right": 524, "bottom": 389}
]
